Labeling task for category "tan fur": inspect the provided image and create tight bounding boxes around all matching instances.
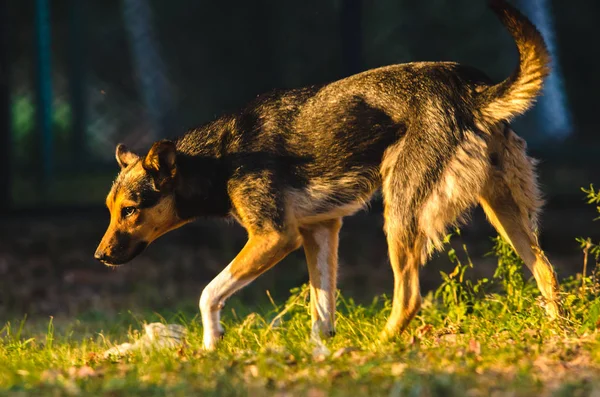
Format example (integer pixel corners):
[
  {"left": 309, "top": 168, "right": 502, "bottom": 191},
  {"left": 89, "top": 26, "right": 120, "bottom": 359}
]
[
  {"left": 201, "top": 229, "right": 302, "bottom": 349},
  {"left": 228, "top": 230, "right": 302, "bottom": 280},
  {"left": 480, "top": 0, "right": 551, "bottom": 124},
  {"left": 418, "top": 131, "right": 490, "bottom": 255},
  {"left": 379, "top": 122, "right": 560, "bottom": 338},
  {"left": 97, "top": 161, "right": 190, "bottom": 262},
  {"left": 300, "top": 219, "right": 342, "bottom": 338},
  {"left": 290, "top": 171, "right": 380, "bottom": 226},
  {"left": 380, "top": 234, "right": 424, "bottom": 339},
  {"left": 478, "top": 125, "right": 559, "bottom": 318}
]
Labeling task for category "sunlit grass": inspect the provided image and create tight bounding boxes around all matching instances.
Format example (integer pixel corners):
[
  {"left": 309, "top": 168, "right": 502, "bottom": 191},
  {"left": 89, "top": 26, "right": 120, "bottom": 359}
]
[{"left": 1, "top": 260, "right": 600, "bottom": 396}]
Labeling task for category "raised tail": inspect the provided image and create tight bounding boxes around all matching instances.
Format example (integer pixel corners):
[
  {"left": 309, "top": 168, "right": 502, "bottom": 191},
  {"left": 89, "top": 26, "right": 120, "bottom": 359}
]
[{"left": 479, "top": 0, "right": 550, "bottom": 124}]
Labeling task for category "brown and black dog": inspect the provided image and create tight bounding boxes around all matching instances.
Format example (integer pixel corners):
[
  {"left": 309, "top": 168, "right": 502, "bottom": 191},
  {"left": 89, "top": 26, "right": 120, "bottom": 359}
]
[{"left": 96, "top": 0, "right": 560, "bottom": 350}]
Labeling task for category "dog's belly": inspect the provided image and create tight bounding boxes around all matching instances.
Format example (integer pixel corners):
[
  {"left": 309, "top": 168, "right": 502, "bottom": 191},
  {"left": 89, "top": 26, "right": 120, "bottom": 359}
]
[
  {"left": 289, "top": 171, "right": 381, "bottom": 226},
  {"left": 296, "top": 200, "right": 369, "bottom": 225}
]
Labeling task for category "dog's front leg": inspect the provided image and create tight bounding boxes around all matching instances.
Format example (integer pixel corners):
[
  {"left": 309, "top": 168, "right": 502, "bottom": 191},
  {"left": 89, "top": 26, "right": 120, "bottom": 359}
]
[
  {"left": 299, "top": 219, "right": 342, "bottom": 340},
  {"left": 199, "top": 230, "right": 302, "bottom": 350}
]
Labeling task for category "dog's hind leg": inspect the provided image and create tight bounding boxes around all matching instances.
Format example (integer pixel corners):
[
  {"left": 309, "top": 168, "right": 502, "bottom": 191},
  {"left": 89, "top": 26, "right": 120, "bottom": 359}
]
[
  {"left": 480, "top": 128, "right": 560, "bottom": 319},
  {"left": 299, "top": 218, "right": 342, "bottom": 340},
  {"left": 379, "top": 129, "right": 491, "bottom": 339},
  {"left": 479, "top": 190, "right": 560, "bottom": 318},
  {"left": 380, "top": 232, "right": 425, "bottom": 339}
]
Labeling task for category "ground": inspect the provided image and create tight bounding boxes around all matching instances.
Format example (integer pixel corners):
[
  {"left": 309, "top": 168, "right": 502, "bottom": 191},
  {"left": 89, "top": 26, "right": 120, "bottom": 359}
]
[{"left": 2, "top": 235, "right": 600, "bottom": 397}]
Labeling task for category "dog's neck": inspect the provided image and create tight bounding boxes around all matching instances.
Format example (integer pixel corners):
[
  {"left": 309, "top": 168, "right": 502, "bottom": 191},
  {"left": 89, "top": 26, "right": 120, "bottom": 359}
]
[{"left": 172, "top": 119, "right": 234, "bottom": 220}]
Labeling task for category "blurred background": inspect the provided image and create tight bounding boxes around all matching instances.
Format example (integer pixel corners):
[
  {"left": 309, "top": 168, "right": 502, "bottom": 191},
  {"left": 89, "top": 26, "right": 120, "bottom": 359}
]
[{"left": 0, "top": 0, "right": 598, "bottom": 320}]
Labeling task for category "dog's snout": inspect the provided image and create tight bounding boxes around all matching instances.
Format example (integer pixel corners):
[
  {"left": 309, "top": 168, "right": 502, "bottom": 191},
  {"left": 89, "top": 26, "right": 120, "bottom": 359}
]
[{"left": 94, "top": 250, "right": 108, "bottom": 262}]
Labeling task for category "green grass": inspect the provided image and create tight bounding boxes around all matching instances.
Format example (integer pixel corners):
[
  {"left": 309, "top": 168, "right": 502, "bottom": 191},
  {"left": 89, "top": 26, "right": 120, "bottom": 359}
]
[
  {"left": 1, "top": 187, "right": 600, "bottom": 396},
  {"left": 1, "top": 240, "right": 600, "bottom": 396}
]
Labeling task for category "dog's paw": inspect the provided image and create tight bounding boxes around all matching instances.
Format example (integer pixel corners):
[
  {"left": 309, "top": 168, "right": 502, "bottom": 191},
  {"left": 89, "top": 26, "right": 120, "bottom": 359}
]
[
  {"left": 202, "top": 337, "right": 218, "bottom": 351},
  {"left": 203, "top": 328, "right": 224, "bottom": 351},
  {"left": 378, "top": 329, "right": 392, "bottom": 342},
  {"left": 311, "top": 320, "right": 335, "bottom": 340}
]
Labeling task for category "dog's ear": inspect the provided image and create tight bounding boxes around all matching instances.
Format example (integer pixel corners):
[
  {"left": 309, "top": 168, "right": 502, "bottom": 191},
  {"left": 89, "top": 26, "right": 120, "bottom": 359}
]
[
  {"left": 143, "top": 140, "right": 177, "bottom": 191},
  {"left": 115, "top": 144, "right": 139, "bottom": 169}
]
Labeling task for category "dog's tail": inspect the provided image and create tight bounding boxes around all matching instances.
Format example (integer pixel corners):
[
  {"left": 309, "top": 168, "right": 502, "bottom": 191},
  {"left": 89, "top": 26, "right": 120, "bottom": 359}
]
[{"left": 478, "top": 0, "right": 550, "bottom": 124}]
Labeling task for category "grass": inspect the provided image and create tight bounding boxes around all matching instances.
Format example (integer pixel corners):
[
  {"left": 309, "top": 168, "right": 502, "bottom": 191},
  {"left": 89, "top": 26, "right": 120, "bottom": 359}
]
[
  {"left": 1, "top": 188, "right": 600, "bottom": 396},
  {"left": 1, "top": 242, "right": 599, "bottom": 396}
]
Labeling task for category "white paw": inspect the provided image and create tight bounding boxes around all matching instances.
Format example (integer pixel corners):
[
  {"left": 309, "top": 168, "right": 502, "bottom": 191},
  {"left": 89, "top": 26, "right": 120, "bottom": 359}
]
[
  {"left": 311, "top": 320, "right": 335, "bottom": 340},
  {"left": 203, "top": 325, "right": 224, "bottom": 351}
]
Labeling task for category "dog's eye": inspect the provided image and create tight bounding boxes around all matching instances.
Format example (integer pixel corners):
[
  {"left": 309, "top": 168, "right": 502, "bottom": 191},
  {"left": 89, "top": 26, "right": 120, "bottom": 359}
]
[{"left": 121, "top": 206, "right": 137, "bottom": 218}]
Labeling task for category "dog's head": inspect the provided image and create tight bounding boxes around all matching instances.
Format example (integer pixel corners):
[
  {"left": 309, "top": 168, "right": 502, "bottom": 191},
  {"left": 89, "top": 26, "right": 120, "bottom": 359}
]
[{"left": 95, "top": 140, "right": 188, "bottom": 266}]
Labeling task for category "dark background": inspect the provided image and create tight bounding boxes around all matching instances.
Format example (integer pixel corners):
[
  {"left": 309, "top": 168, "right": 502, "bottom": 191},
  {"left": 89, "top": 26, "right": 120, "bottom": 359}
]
[{"left": 0, "top": 0, "right": 598, "bottom": 320}]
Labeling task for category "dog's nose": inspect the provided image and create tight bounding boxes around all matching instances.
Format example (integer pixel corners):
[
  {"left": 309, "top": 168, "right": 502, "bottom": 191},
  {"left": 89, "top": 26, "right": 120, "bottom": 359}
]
[{"left": 94, "top": 250, "right": 108, "bottom": 262}]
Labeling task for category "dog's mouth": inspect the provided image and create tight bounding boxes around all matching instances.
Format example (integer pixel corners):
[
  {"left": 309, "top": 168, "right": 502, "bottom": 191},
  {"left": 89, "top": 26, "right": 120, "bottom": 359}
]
[
  {"left": 100, "top": 260, "right": 124, "bottom": 268},
  {"left": 97, "top": 242, "right": 148, "bottom": 267}
]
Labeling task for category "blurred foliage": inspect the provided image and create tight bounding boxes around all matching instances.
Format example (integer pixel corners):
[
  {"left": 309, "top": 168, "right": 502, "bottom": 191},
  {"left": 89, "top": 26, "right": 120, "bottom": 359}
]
[
  {"left": 9, "top": 0, "right": 599, "bottom": 142},
  {"left": 577, "top": 185, "right": 600, "bottom": 264},
  {"left": 11, "top": 95, "right": 72, "bottom": 172}
]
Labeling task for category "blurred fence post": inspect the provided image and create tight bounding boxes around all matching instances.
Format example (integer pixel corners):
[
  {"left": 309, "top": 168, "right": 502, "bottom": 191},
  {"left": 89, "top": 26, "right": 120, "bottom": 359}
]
[
  {"left": 68, "top": 0, "right": 87, "bottom": 165},
  {"left": 0, "top": 0, "right": 10, "bottom": 211},
  {"left": 341, "top": 0, "right": 363, "bottom": 77},
  {"left": 519, "top": 0, "right": 572, "bottom": 140},
  {"left": 35, "top": 0, "right": 53, "bottom": 196},
  {"left": 122, "top": 0, "right": 173, "bottom": 140}
]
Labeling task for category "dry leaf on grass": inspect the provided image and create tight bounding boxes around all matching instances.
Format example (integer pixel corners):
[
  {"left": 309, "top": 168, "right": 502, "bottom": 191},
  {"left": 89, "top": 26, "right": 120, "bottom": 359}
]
[
  {"left": 284, "top": 354, "right": 297, "bottom": 366},
  {"left": 40, "top": 369, "right": 61, "bottom": 382},
  {"left": 468, "top": 339, "right": 481, "bottom": 356},
  {"left": 67, "top": 365, "right": 97, "bottom": 379},
  {"left": 246, "top": 365, "right": 260, "bottom": 378},
  {"left": 391, "top": 362, "right": 407, "bottom": 376},
  {"left": 442, "top": 333, "right": 458, "bottom": 342},
  {"left": 416, "top": 324, "right": 434, "bottom": 338},
  {"left": 306, "top": 388, "right": 327, "bottom": 397},
  {"left": 332, "top": 346, "right": 361, "bottom": 359}
]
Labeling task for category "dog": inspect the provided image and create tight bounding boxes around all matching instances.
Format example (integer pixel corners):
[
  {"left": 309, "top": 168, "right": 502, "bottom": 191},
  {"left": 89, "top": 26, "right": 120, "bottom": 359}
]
[{"left": 95, "top": 0, "right": 560, "bottom": 350}]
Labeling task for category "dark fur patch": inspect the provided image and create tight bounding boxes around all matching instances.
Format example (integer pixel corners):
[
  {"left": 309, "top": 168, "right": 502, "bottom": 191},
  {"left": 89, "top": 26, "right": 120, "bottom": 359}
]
[
  {"left": 106, "top": 231, "right": 148, "bottom": 264},
  {"left": 130, "top": 241, "right": 148, "bottom": 259},
  {"left": 112, "top": 166, "right": 162, "bottom": 209},
  {"left": 173, "top": 155, "right": 232, "bottom": 220},
  {"left": 137, "top": 180, "right": 161, "bottom": 209},
  {"left": 490, "top": 152, "right": 500, "bottom": 168},
  {"left": 114, "top": 231, "right": 132, "bottom": 252}
]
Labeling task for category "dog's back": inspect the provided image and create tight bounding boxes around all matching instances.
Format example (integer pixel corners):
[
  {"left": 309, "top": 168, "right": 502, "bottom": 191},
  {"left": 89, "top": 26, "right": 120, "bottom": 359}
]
[{"left": 172, "top": 0, "right": 549, "bottom": 230}]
